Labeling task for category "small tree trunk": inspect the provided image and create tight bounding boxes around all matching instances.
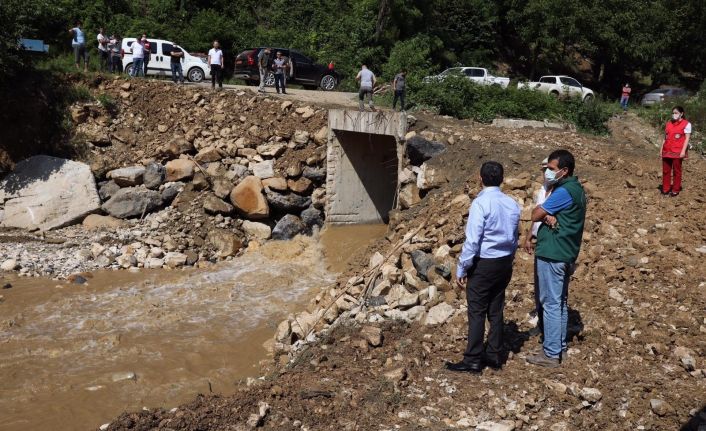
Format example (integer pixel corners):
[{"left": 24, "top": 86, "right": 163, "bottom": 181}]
[{"left": 374, "top": 0, "right": 392, "bottom": 42}]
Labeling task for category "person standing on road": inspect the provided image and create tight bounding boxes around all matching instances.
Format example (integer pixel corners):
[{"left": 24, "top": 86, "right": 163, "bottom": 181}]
[
  {"left": 620, "top": 83, "right": 631, "bottom": 111},
  {"left": 97, "top": 27, "right": 109, "bottom": 72},
  {"left": 522, "top": 157, "right": 553, "bottom": 341},
  {"left": 392, "top": 69, "right": 406, "bottom": 111},
  {"left": 130, "top": 36, "right": 145, "bottom": 77},
  {"left": 273, "top": 51, "right": 289, "bottom": 94},
  {"left": 356, "top": 64, "right": 376, "bottom": 111},
  {"left": 69, "top": 21, "right": 88, "bottom": 72},
  {"left": 141, "top": 34, "right": 151, "bottom": 76},
  {"left": 660, "top": 106, "right": 692, "bottom": 197},
  {"left": 447, "top": 161, "right": 521, "bottom": 374},
  {"left": 108, "top": 34, "right": 122, "bottom": 73},
  {"left": 169, "top": 43, "right": 185, "bottom": 84},
  {"left": 257, "top": 47, "right": 272, "bottom": 93},
  {"left": 526, "top": 149, "right": 586, "bottom": 369},
  {"left": 208, "top": 40, "right": 224, "bottom": 89}
]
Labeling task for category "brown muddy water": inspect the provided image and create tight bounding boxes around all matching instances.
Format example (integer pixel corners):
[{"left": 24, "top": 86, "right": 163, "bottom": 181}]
[{"left": 0, "top": 225, "right": 386, "bottom": 431}]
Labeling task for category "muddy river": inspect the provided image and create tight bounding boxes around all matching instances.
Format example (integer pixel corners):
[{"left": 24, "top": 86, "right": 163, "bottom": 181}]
[{"left": 0, "top": 225, "right": 386, "bottom": 431}]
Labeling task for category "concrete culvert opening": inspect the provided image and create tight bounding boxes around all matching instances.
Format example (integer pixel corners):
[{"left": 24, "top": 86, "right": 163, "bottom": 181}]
[{"left": 326, "top": 109, "right": 407, "bottom": 225}]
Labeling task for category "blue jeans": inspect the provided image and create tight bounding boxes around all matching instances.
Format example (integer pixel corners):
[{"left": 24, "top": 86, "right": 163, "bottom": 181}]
[
  {"left": 132, "top": 58, "right": 144, "bottom": 77},
  {"left": 536, "top": 256, "right": 571, "bottom": 358},
  {"left": 620, "top": 95, "right": 629, "bottom": 110},
  {"left": 171, "top": 62, "right": 183, "bottom": 83}
]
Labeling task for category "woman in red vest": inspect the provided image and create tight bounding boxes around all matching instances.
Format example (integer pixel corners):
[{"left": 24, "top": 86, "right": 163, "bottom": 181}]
[{"left": 661, "top": 106, "right": 692, "bottom": 197}]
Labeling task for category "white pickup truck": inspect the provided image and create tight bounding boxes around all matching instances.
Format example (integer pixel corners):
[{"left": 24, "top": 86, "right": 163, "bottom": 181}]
[
  {"left": 423, "top": 67, "right": 510, "bottom": 88},
  {"left": 518, "top": 75, "right": 595, "bottom": 101}
]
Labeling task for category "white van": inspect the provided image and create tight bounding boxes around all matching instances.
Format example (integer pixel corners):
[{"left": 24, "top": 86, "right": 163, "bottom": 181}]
[{"left": 121, "top": 38, "right": 211, "bottom": 82}]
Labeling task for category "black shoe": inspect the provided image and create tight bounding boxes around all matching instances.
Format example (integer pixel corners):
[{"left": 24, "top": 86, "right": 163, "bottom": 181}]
[
  {"left": 282, "top": 91, "right": 288, "bottom": 94},
  {"left": 670, "top": 191, "right": 680, "bottom": 197},
  {"left": 485, "top": 358, "right": 502, "bottom": 370},
  {"left": 445, "top": 360, "right": 483, "bottom": 374}
]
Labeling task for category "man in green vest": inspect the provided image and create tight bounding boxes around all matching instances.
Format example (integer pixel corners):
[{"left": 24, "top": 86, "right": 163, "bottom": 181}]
[{"left": 526, "top": 149, "right": 586, "bottom": 368}]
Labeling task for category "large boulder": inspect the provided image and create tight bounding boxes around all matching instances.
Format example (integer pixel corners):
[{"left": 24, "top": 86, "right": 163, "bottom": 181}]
[
  {"left": 165, "top": 159, "right": 196, "bottom": 182},
  {"left": 265, "top": 189, "right": 311, "bottom": 213},
  {"left": 406, "top": 135, "right": 446, "bottom": 166},
  {"left": 166, "top": 138, "right": 195, "bottom": 157},
  {"left": 82, "top": 214, "right": 127, "bottom": 230},
  {"left": 108, "top": 166, "right": 145, "bottom": 187},
  {"left": 417, "top": 162, "right": 446, "bottom": 190},
  {"left": 101, "top": 187, "right": 163, "bottom": 219},
  {"left": 302, "top": 166, "right": 326, "bottom": 183},
  {"left": 272, "top": 214, "right": 306, "bottom": 240},
  {"left": 143, "top": 162, "right": 166, "bottom": 189},
  {"left": 0, "top": 156, "right": 101, "bottom": 230},
  {"left": 398, "top": 183, "right": 421, "bottom": 209},
  {"left": 230, "top": 176, "right": 269, "bottom": 219}
]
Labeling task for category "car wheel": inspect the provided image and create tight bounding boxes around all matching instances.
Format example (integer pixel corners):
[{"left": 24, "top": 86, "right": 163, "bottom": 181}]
[
  {"left": 583, "top": 94, "right": 594, "bottom": 103},
  {"left": 550, "top": 91, "right": 560, "bottom": 98},
  {"left": 125, "top": 63, "right": 133, "bottom": 76},
  {"left": 188, "top": 67, "right": 205, "bottom": 83},
  {"left": 319, "top": 74, "right": 337, "bottom": 91},
  {"left": 264, "top": 72, "right": 275, "bottom": 87}
]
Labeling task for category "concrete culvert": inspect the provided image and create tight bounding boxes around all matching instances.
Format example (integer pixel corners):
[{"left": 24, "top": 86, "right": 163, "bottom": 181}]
[{"left": 326, "top": 110, "right": 407, "bottom": 224}]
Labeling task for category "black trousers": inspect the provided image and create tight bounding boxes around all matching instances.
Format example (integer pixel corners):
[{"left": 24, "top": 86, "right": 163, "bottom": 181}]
[
  {"left": 274, "top": 73, "right": 286, "bottom": 93},
  {"left": 392, "top": 90, "right": 405, "bottom": 110},
  {"left": 211, "top": 64, "right": 223, "bottom": 87},
  {"left": 463, "top": 255, "right": 514, "bottom": 364}
]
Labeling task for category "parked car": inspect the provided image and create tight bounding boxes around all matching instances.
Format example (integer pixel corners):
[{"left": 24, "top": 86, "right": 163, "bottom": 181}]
[
  {"left": 234, "top": 47, "right": 339, "bottom": 91},
  {"left": 121, "top": 38, "right": 211, "bottom": 82},
  {"left": 423, "top": 67, "right": 510, "bottom": 88},
  {"left": 518, "top": 75, "right": 594, "bottom": 101},
  {"left": 641, "top": 87, "right": 689, "bottom": 106}
]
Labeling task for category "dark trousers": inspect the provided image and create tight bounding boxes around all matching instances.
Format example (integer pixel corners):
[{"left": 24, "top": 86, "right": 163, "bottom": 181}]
[
  {"left": 392, "top": 90, "right": 405, "bottom": 111},
  {"left": 463, "top": 255, "right": 514, "bottom": 364},
  {"left": 274, "top": 73, "right": 286, "bottom": 93},
  {"left": 171, "top": 62, "right": 183, "bottom": 83},
  {"left": 99, "top": 50, "right": 109, "bottom": 71},
  {"left": 211, "top": 64, "right": 223, "bottom": 87},
  {"left": 110, "top": 55, "right": 122, "bottom": 73},
  {"left": 143, "top": 55, "right": 150, "bottom": 76}
]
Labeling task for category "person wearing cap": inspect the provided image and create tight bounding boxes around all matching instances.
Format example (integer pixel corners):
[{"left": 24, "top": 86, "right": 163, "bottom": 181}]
[{"left": 522, "top": 157, "right": 554, "bottom": 341}]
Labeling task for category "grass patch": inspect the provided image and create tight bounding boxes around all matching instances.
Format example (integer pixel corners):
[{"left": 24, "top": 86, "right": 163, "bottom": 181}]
[{"left": 401, "top": 76, "right": 618, "bottom": 135}]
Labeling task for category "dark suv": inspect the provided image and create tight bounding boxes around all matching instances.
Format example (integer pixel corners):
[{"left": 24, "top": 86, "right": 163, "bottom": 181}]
[{"left": 234, "top": 47, "right": 339, "bottom": 91}]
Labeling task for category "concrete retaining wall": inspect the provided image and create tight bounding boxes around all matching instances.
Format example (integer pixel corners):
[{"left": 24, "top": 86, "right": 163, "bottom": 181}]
[{"left": 326, "top": 110, "right": 407, "bottom": 224}]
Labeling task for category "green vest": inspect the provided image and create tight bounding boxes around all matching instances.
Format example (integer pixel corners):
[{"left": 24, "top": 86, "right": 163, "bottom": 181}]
[{"left": 536, "top": 176, "right": 586, "bottom": 263}]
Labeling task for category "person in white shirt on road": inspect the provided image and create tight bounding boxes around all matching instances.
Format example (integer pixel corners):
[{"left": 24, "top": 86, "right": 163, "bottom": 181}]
[
  {"left": 355, "top": 64, "right": 376, "bottom": 111},
  {"left": 208, "top": 40, "right": 224, "bottom": 89}
]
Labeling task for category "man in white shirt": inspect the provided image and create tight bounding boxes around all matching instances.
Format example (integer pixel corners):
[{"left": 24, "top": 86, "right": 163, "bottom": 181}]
[
  {"left": 97, "top": 28, "right": 109, "bottom": 72},
  {"left": 69, "top": 21, "right": 88, "bottom": 72},
  {"left": 522, "top": 157, "right": 552, "bottom": 341},
  {"left": 208, "top": 40, "right": 224, "bottom": 89},
  {"left": 130, "top": 38, "right": 145, "bottom": 77},
  {"left": 355, "top": 64, "right": 376, "bottom": 112}
]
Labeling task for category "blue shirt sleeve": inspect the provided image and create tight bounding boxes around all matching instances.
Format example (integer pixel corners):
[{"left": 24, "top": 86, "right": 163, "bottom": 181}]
[
  {"left": 456, "top": 200, "right": 485, "bottom": 279},
  {"left": 541, "top": 187, "right": 573, "bottom": 215}
]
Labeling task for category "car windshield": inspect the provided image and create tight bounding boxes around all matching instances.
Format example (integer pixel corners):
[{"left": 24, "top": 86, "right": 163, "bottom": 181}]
[
  {"left": 440, "top": 68, "right": 463, "bottom": 76},
  {"left": 647, "top": 89, "right": 666, "bottom": 95}
]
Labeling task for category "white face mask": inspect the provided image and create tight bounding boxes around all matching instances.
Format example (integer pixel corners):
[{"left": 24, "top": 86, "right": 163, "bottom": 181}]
[
  {"left": 672, "top": 113, "right": 681, "bottom": 121},
  {"left": 544, "top": 168, "right": 563, "bottom": 185}
]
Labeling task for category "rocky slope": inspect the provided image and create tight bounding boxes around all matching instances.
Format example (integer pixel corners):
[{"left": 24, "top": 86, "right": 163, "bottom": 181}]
[{"left": 105, "top": 114, "right": 706, "bottom": 430}]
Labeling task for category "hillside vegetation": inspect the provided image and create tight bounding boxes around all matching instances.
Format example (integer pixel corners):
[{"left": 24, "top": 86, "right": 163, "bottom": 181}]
[{"left": 2, "top": 0, "right": 705, "bottom": 92}]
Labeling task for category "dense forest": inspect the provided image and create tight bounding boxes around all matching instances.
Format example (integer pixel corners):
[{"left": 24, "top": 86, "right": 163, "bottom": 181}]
[{"left": 1, "top": 0, "right": 705, "bottom": 94}]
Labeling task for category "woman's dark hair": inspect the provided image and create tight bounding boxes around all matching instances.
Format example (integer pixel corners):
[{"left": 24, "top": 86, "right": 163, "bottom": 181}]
[
  {"left": 480, "top": 161, "right": 504, "bottom": 187},
  {"left": 673, "top": 106, "right": 686, "bottom": 118},
  {"left": 547, "top": 149, "right": 575, "bottom": 176}
]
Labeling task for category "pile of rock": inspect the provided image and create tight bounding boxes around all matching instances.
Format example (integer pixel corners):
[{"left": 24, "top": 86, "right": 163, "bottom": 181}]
[{"left": 0, "top": 80, "right": 331, "bottom": 277}]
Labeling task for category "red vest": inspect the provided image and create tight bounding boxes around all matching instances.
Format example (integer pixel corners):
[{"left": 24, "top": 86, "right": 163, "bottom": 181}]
[{"left": 663, "top": 119, "right": 690, "bottom": 158}]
